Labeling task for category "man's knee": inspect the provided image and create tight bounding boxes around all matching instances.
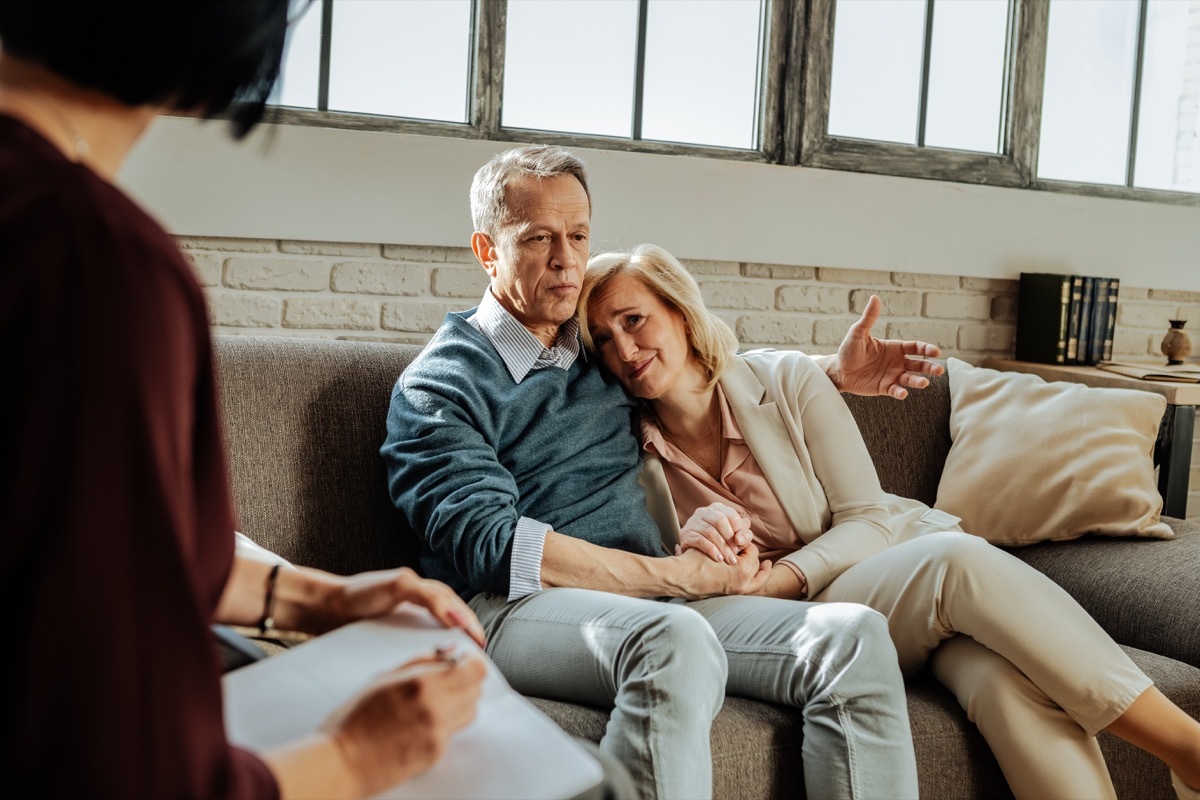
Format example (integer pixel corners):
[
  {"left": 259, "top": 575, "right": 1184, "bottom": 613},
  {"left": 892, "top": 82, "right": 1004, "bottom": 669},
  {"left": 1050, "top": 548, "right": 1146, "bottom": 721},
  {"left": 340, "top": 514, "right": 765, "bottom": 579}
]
[
  {"left": 616, "top": 603, "right": 728, "bottom": 718},
  {"left": 637, "top": 604, "right": 727, "bottom": 680},
  {"left": 809, "top": 602, "right": 897, "bottom": 672}
]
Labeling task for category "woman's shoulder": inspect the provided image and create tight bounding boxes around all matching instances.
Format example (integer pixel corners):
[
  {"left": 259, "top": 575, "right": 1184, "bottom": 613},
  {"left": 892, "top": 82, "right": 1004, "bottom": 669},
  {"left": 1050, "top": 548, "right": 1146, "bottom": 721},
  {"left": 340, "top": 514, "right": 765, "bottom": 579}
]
[
  {"left": 737, "top": 348, "right": 826, "bottom": 379},
  {"left": 734, "top": 348, "right": 836, "bottom": 408}
]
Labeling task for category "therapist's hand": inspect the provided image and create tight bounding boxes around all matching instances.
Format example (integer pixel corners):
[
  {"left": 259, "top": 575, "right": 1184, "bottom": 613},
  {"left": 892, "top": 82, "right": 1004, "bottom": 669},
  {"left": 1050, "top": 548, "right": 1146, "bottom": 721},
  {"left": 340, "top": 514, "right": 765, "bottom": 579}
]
[
  {"left": 828, "top": 294, "right": 943, "bottom": 400},
  {"left": 675, "top": 503, "right": 752, "bottom": 564},
  {"left": 323, "top": 653, "right": 487, "bottom": 796},
  {"left": 299, "top": 568, "right": 487, "bottom": 647}
]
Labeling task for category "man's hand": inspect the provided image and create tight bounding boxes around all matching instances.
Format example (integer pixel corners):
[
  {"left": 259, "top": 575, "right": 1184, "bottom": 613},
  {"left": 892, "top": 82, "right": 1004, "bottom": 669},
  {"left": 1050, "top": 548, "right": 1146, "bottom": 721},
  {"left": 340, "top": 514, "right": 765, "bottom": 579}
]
[
  {"left": 828, "top": 294, "right": 943, "bottom": 399},
  {"left": 675, "top": 502, "right": 752, "bottom": 564},
  {"left": 673, "top": 543, "right": 771, "bottom": 599}
]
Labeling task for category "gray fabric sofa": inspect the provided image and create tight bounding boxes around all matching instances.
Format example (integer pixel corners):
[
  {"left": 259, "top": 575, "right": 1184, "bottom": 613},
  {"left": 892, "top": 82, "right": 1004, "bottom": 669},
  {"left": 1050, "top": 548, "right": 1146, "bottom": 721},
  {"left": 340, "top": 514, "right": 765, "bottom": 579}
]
[{"left": 215, "top": 334, "right": 1200, "bottom": 800}]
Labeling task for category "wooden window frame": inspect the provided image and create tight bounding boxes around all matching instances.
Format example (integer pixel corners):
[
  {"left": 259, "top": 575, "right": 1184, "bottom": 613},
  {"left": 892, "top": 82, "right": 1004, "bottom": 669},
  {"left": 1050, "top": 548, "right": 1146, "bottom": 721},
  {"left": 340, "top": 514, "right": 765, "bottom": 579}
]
[{"left": 261, "top": 0, "right": 1200, "bottom": 208}]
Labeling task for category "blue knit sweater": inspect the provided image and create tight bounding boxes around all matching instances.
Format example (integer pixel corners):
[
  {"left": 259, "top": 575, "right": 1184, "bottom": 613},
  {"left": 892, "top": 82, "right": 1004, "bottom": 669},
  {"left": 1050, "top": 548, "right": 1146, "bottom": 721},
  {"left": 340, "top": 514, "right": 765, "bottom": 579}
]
[{"left": 381, "top": 312, "right": 667, "bottom": 599}]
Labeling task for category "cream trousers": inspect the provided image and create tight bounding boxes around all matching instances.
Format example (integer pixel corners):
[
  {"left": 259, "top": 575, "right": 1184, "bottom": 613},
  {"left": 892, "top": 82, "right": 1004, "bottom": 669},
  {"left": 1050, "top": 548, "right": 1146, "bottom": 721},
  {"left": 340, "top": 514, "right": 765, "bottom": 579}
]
[{"left": 814, "top": 530, "right": 1152, "bottom": 800}]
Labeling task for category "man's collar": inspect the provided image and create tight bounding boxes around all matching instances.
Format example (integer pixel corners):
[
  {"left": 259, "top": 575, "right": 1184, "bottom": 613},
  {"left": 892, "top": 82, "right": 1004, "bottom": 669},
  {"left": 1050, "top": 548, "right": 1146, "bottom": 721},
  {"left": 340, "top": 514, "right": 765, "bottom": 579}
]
[{"left": 469, "top": 289, "right": 582, "bottom": 384}]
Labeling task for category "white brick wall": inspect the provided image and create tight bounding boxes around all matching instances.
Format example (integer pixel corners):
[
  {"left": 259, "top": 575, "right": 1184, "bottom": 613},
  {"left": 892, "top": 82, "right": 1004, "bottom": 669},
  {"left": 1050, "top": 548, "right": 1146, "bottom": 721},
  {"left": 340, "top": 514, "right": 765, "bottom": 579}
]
[
  {"left": 182, "top": 236, "right": 1200, "bottom": 363},
  {"left": 181, "top": 235, "right": 1200, "bottom": 518}
]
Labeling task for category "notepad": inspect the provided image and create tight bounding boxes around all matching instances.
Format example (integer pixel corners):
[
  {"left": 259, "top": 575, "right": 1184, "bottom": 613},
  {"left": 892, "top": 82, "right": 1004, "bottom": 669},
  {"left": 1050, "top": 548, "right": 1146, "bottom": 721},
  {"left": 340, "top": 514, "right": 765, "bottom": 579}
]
[{"left": 222, "top": 607, "right": 604, "bottom": 800}]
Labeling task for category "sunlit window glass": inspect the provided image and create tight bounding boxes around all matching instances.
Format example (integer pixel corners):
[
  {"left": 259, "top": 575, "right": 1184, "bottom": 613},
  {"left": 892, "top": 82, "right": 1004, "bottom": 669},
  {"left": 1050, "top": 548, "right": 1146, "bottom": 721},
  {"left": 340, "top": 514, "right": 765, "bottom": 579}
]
[
  {"left": 328, "top": 0, "right": 472, "bottom": 123},
  {"left": 924, "top": 0, "right": 1009, "bottom": 153},
  {"left": 1038, "top": 0, "right": 1139, "bottom": 185},
  {"left": 1133, "top": 0, "right": 1200, "bottom": 194},
  {"left": 828, "top": 0, "right": 926, "bottom": 145},
  {"left": 273, "top": 0, "right": 323, "bottom": 109},
  {"left": 503, "top": 0, "right": 638, "bottom": 137},
  {"left": 641, "top": 0, "right": 764, "bottom": 149}
]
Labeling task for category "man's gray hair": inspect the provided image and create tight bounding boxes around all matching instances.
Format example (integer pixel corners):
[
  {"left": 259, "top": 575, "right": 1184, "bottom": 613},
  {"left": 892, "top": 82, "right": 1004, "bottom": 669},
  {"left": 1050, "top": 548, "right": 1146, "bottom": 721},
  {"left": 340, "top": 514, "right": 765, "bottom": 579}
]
[{"left": 470, "top": 144, "right": 591, "bottom": 238}]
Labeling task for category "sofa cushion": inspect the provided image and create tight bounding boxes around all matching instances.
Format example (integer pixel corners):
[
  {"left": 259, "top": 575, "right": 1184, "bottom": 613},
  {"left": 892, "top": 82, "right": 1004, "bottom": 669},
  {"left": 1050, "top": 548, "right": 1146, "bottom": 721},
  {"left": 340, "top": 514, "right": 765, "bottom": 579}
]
[
  {"left": 935, "top": 358, "right": 1171, "bottom": 546},
  {"left": 1006, "top": 517, "right": 1200, "bottom": 669}
]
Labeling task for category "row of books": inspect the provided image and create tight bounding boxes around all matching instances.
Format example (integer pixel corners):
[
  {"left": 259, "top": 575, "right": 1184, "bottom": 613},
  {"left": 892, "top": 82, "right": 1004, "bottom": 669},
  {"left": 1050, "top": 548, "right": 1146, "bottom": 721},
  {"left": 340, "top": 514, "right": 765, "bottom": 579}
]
[{"left": 1015, "top": 272, "right": 1120, "bottom": 366}]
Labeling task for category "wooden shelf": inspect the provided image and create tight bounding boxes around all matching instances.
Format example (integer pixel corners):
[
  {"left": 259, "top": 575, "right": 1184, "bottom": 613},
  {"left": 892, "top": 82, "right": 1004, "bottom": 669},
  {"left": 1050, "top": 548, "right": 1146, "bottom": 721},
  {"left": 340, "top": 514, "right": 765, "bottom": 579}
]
[{"left": 982, "top": 359, "right": 1200, "bottom": 407}]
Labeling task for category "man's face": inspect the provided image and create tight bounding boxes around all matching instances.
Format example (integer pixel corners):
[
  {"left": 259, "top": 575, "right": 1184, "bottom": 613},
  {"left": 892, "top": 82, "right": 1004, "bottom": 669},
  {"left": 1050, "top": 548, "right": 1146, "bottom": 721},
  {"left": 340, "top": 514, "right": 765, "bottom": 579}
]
[{"left": 473, "top": 174, "right": 591, "bottom": 345}]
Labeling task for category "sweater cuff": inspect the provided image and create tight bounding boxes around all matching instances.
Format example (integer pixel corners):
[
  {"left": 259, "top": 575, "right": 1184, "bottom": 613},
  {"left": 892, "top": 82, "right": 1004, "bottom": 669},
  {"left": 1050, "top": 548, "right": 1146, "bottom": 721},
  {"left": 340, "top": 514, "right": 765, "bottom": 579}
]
[{"left": 508, "top": 517, "right": 549, "bottom": 601}]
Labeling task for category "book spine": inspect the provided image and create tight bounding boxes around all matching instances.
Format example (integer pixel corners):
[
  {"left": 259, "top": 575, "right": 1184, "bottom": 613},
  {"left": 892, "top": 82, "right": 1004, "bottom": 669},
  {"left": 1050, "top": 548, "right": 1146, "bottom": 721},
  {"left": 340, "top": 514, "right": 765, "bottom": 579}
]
[
  {"left": 1086, "top": 277, "right": 1109, "bottom": 366},
  {"left": 1075, "top": 277, "right": 1096, "bottom": 365},
  {"left": 1015, "top": 272, "right": 1071, "bottom": 364},
  {"left": 1055, "top": 277, "right": 1069, "bottom": 363},
  {"left": 1065, "top": 275, "right": 1084, "bottom": 364},
  {"left": 1102, "top": 278, "right": 1119, "bottom": 362}
]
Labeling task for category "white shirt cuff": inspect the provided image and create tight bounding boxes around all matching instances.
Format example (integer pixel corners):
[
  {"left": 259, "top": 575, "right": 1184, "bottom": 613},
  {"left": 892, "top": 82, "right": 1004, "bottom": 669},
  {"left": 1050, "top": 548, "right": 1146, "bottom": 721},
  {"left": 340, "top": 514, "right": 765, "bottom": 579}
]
[{"left": 508, "top": 517, "right": 549, "bottom": 601}]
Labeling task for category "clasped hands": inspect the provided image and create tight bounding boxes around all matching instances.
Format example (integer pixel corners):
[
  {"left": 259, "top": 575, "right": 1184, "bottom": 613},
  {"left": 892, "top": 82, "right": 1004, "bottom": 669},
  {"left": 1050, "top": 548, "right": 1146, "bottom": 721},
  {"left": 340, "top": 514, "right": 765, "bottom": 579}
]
[{"left": 673, "top": 503, "right": 808, "bottom": 600}]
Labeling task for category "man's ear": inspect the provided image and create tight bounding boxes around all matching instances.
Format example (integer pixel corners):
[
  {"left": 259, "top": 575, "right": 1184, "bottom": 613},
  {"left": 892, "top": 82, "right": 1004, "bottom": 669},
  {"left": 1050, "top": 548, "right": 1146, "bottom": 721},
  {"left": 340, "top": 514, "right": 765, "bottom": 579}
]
[{"left": 472, "top": 231, "right": 498, "bottom": 278}]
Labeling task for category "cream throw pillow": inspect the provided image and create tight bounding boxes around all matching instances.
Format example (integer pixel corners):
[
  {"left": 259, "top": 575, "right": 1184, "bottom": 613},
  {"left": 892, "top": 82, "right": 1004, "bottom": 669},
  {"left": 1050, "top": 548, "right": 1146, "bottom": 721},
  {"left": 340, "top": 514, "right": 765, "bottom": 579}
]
[{"left": 934, "top": 358, "right": 1173, "bottom": 545}]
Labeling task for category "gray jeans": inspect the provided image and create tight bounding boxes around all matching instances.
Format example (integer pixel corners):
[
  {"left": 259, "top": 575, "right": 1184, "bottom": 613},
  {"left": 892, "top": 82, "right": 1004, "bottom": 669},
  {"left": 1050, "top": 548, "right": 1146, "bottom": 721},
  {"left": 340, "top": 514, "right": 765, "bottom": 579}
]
[{"left": 470, "top": 589, "right": 918, "bottom": 800}]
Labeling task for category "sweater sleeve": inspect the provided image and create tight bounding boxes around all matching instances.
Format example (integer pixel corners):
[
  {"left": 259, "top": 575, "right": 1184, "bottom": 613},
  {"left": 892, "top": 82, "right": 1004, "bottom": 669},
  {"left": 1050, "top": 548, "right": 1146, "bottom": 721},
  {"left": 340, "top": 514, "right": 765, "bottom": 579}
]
[
  {"left": 769, "top": 355, "right": 894, "bottom": 597},
  {"left": 381, "top": 356, "right": 524, "bottom": 598}
]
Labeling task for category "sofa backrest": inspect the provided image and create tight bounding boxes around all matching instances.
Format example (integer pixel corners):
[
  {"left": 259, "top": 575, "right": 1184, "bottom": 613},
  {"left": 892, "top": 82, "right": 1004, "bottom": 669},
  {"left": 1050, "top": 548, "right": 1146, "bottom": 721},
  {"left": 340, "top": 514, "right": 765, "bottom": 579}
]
[
  {"left": 215, "top": 336, "right": 424, "bottom": 575},
  {"left": 843, "top": 377, "right": 952, "bottom": 507},
  {"left": 214, "top": 335, "right": 953, "bottom": 575}
]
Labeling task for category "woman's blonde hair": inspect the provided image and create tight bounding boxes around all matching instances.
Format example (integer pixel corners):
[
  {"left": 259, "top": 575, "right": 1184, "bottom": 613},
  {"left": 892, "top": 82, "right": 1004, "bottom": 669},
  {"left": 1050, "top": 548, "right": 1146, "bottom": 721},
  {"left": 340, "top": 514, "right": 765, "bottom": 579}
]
[{"left": 579, "top": 244, "right": 739, "bottom": 390}]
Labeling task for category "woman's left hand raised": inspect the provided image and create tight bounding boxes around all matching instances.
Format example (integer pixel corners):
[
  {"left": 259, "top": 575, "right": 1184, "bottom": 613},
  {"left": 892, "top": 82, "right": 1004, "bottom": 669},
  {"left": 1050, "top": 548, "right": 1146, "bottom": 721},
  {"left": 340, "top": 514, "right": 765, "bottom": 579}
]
[{"left": 676, "top": 502, "right": 752, "bottom": 564}]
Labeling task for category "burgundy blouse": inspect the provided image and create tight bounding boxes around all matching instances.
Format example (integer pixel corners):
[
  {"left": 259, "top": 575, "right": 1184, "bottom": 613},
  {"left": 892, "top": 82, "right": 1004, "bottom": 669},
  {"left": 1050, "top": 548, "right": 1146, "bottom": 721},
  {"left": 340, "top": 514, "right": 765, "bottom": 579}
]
[{"left": 0, "top": 115, "right": 278, "bottom": 799}]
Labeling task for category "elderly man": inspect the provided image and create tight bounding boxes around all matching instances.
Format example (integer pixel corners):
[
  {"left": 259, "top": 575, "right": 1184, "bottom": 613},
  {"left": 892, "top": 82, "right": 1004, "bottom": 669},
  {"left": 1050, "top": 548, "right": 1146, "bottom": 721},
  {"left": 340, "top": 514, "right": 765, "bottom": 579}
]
[{"left": 382, "top": 144, "right": 940, "bottom": 800}]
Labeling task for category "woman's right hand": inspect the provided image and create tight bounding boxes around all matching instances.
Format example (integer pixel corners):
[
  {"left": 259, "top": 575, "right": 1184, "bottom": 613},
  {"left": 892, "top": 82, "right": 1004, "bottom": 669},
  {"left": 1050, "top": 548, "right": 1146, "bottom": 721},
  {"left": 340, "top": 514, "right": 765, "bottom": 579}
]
[
  {"left": 676, "top": 502, "right": 752, "bottom": 564},
  {"left": 322, "top": 652, "right": 487, "bottom": 797}
]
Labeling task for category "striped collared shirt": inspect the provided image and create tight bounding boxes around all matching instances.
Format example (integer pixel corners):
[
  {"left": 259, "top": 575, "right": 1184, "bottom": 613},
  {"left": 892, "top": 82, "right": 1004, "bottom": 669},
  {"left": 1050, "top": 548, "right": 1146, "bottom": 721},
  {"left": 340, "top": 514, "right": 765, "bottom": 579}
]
[
  {"left": 468, "top": 289, "right": 583, "bottom": 600},
  {"left": 468, "top": 288, "right": 582, "bottom": 383}
]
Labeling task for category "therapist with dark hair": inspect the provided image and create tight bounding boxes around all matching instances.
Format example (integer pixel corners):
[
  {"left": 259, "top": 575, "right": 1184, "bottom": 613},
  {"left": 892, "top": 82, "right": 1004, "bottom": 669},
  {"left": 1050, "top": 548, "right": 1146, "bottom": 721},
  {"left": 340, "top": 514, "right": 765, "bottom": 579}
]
[{"left": 0, "top": 2, "right": 488, "bottom": 798}]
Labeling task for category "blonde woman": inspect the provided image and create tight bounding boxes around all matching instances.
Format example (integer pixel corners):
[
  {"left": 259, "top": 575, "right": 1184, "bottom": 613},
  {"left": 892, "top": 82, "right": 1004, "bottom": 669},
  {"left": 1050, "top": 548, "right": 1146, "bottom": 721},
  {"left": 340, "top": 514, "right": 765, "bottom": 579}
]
[{"left": 578, "top": 243, "right": 1200, "bottom": 800}]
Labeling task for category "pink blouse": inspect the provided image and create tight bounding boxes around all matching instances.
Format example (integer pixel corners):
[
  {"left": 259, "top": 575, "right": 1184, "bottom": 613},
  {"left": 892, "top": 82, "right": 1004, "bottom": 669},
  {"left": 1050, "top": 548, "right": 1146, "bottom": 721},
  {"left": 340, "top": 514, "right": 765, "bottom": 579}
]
[{"left": 640, "top": 386, "right": 808, "bottom": 584}]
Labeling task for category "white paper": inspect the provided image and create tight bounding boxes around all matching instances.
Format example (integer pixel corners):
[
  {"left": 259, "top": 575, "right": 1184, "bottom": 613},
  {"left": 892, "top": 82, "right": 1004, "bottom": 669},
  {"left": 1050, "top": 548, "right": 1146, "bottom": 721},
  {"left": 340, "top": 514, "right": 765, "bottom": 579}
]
[{"left": 222, "top": 607, "right": 604, "bottom": 800}]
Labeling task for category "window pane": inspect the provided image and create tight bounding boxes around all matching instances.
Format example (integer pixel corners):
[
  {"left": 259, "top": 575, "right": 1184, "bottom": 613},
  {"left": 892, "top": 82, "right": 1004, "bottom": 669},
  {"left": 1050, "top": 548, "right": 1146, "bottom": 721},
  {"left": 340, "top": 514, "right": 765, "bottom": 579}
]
[
  {"left": 272, "top": 0, "right": 323, "bottom": 109},
  {"left": 1133, "top": 0, "right": 1200, "bottom": 194},
  {"left": 1038, "top": 0, "right": 1139, "bottom": 185},
  {"left": 503, "top": 0, "right": 638, "bottom": 137},
  {"left": 328, "top": 0, "right": 472, "bottom": 123},
  {"left": 924, "top": 0, "right": 1008, "bottom": 153},
  {"left": 641, "top": 0, "right": 763, "bottom": 149},
  {"left": 828, "top": 0, "right": 926, "bottom": 145}
]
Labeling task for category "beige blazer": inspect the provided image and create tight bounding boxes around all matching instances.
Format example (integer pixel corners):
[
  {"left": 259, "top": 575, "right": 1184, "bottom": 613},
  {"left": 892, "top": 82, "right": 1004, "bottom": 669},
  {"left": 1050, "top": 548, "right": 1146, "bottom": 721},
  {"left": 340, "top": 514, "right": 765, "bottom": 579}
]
[{"left": 641, "top": 349, "right": 952, "bottom": 597}]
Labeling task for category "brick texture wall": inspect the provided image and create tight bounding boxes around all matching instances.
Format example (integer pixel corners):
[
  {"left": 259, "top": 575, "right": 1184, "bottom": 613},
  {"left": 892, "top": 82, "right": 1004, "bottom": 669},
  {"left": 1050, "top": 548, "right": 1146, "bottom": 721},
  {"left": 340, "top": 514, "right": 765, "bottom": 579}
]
[{"left": 180, "top": 235, "right": 1200, "bottom": 518}]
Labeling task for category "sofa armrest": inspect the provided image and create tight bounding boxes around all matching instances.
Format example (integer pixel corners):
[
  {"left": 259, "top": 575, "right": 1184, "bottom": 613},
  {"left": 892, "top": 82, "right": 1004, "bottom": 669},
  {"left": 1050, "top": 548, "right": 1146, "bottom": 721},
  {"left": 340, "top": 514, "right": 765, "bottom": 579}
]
[{"left": 1004, "top": 518, "right": 1200, "bottom": 669}]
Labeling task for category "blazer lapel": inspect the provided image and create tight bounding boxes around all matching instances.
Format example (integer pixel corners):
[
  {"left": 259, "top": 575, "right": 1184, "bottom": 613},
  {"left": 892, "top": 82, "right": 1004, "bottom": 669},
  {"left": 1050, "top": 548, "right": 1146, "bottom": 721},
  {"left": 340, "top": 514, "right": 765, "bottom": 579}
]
[
  {"left": 722, "top": 355, "right": 813, "bottom": 535},
  {"left": 639, "top": 454, "right": 681, "bottom": 549}
]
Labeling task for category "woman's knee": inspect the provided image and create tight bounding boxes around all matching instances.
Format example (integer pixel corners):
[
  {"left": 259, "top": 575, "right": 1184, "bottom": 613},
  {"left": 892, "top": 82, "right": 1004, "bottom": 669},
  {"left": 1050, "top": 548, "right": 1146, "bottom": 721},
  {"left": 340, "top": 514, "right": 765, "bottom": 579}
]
[{"left": 918, "top": 530, "right": 1003, "bottom": 574}]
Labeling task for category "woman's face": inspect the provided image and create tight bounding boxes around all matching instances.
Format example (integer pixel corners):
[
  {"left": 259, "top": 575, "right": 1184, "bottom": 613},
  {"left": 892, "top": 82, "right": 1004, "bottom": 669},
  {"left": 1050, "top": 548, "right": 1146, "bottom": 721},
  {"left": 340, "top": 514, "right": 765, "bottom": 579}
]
[{"left": 586, "top": 273, "right": 696, "bottom": 400}]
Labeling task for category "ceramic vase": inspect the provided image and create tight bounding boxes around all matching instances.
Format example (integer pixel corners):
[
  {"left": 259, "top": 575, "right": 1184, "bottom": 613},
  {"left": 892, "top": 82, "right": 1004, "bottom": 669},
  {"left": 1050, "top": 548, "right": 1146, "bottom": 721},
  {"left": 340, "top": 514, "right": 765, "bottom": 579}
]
[{"left": 1161, "top": 320, "right": 1192, "bottom": 365}]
